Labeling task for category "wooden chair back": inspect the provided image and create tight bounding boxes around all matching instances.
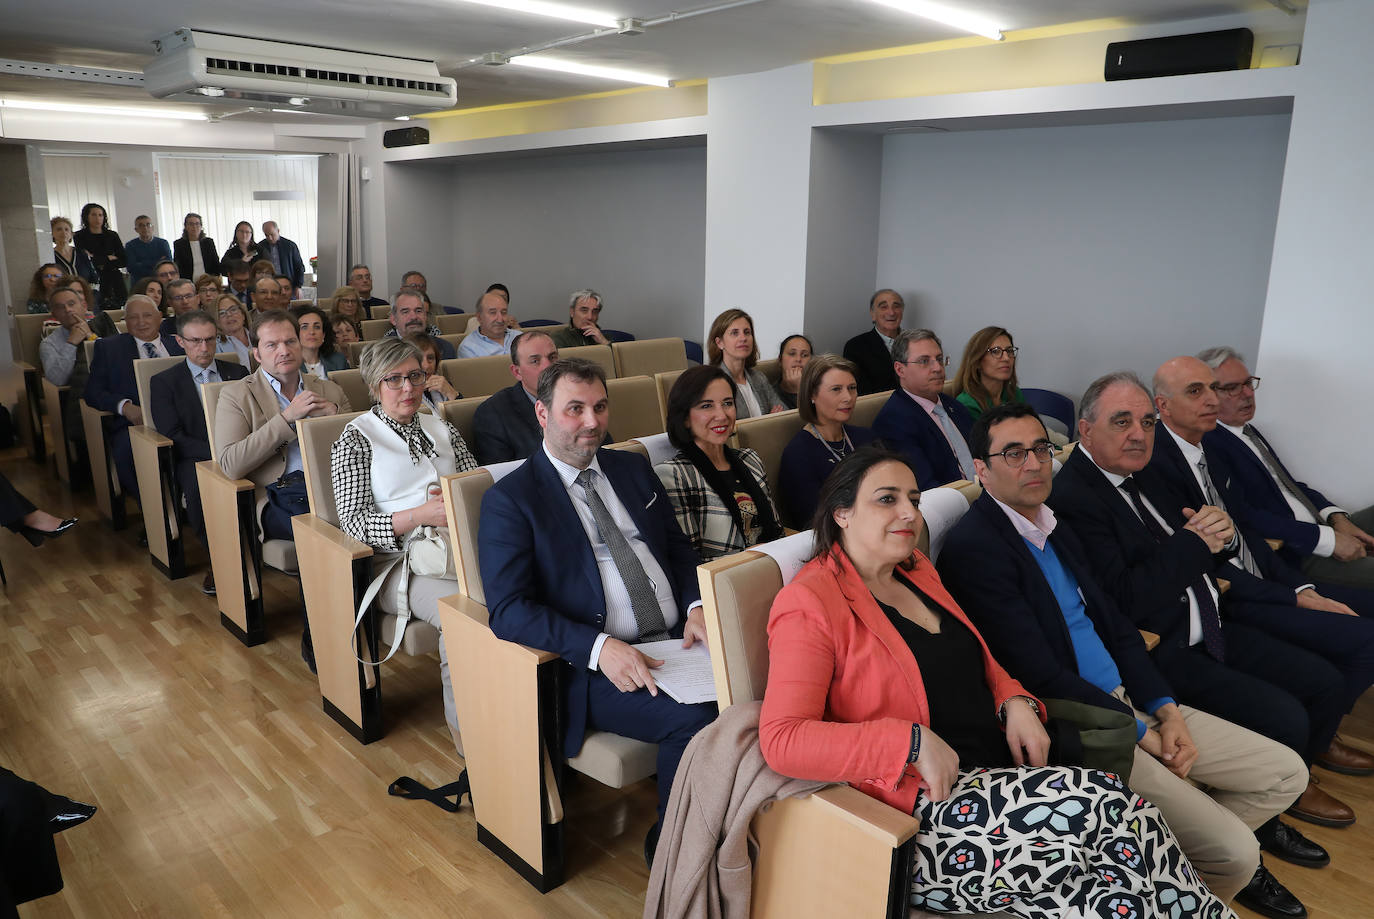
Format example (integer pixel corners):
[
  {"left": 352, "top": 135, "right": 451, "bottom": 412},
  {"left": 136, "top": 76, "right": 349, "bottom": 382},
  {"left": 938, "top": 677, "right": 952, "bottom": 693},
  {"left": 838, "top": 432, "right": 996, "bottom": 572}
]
[
  {"left": 201, "top": 380, "right": 235, "bottom": 461},
  {"left": 298, "top": 412, "right": 366, "bottom": 527},
  {"left": 852, "top": 389, "right": 892, "bottom": 428},
  {"left": 561, "top": 344, "right": 616, "bottom": 380},
  {"left": 434, "top": 313, "right": 467, "bottom": 335},
  {"left": 605, "top": 375, "right": 664, "bottom": 442},
  {"left": 328, "top": 369, "right": 371, "bottom": 414},
  {"left": 440, "top": 395, "right": 486, "bottom": 449},
  {"left": 611, "top": 337, "right": 687, "bottom": 378},
  {"left": 733, "top": 409, "right": 804, "bottom": 497},
  {"left": 369, "top": 304, "right": 391, "bottom": 320},
  {"left": 654, "top": 369, "right": 686, "bottom": 428},
  {"left": 14, "top": 314, "right": 50, "bottom": 365},
  {"left": 134, "top": 356, "right": 189, "bottom": 435},
  {"left": 361, "top": 318, "right": 391, "bottom": 340},
  {"left": 443, "top": 354, "right": 513, "bottom": 399}
]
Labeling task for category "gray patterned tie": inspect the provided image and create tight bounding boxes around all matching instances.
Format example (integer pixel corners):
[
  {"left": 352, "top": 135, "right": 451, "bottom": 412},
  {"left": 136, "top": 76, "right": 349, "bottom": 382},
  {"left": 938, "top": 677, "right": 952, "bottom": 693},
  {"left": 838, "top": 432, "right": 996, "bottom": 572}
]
[
  {"left": 1243, "top": 424, "right": 1322, "bottom": 520},
  {"left": 575, "top": 468, "right": 670, "bottom": 642},
  {"left": 143, "top": 341, "right": 157, "bottom": 359},
  {"left": 1197, "top": 456, "right": 1260, "bottom": 577},
  {"left": 932, "top": 403, "right": 977, "bottom": 481}
]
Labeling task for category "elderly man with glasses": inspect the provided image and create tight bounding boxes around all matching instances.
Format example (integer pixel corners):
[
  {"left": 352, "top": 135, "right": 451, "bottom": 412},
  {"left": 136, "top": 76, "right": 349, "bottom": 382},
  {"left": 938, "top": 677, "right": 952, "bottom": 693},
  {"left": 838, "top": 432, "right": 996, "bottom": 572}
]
[
  {"left": 870, "top": 328, "right": 977, "bottom": 489},
  {"left": 1197, "top": 346, "right": 1374, "bottom": 592}
]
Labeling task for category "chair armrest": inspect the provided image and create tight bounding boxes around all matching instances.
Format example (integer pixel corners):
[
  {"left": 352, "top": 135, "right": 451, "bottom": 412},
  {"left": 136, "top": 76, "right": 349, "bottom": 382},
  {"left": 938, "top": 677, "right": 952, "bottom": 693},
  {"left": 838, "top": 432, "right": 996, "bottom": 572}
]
[
  {"left": 442, "top": 593, "right": 560, "bottom": 665},
  {"left": 1139, "top": 630, "right": 1160, "bottom": 651},
  {"left": 196, "top": 458, "right": 255, "bottom": 493},
  {"left": 293, "top": 513, "right": 373, "bottom": 560},
  {"left": 129, "top": 425, "right": 172, "bottom": 449},
  {"left": 15, "top": 360, "right": 37, "bottom": 374}
]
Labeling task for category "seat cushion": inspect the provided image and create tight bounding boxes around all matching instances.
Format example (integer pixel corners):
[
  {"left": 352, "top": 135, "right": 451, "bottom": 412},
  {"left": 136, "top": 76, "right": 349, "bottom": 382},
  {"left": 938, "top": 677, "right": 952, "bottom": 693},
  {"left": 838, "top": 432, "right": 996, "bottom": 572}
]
[
  {"left": 378, "top": 613, "right": 440, "bottom": 656},
  {"left": 567, "top": 731, "right": 658, "bottom": 788},
  {"left": 263, "top": 538, "right": 298, "bottom": 573}
]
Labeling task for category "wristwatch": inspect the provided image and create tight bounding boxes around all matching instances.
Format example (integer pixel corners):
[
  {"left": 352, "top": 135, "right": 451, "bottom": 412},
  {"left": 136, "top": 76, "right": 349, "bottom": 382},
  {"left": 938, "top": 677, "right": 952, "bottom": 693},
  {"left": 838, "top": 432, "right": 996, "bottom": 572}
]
[{"left": 998, "top": 696, "right": 1041, "bottom": 725}]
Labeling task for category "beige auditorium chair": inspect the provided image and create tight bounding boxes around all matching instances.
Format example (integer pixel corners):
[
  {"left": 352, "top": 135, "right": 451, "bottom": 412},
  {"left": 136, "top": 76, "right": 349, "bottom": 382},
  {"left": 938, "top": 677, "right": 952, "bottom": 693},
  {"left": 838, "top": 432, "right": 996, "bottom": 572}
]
[
  {"left": 326, "top": 368, "right": 371, "bottom": 415},
  {"left": 442, "top": 354, "right": 513, "bottom": 400},
  {"left": 289, "top": 299, "right": 314, "bottom": 310},
  {"left": 361, "top": 318, "right": 391, "bottom": 340},
  {"left": 79, "top": 339, "right": 131, "bottom": 529},
  {"left": 605, "top": 375, "right": 664, "bottom": 441},
  {"left": 439, "top": 333, "right": 465, "bottom": 356},
  {"left": 13, "top": 313, "right": 52, "bottom": 461},
  {"left": 316, "top": 297, "right": 335, "bottom": 312},
  {"left": 755, "top": 357, "right": 780, "bottom": 387},
  {"left": 195, "top": 380, "right": 298, "bottom": 646},
  {"left": 129, "top": 355, "right": 202, "bottom": 577},
  {"left": 852, "top": 389, "right": 893, "bottom": 428},
  {"left": 611, "top": 337, "right": 687, "bottom": 379},
  {"left": 436, "top": 450, "right": 660, "bottom": 893},
  {"left": 732, "top": 409, "right": 805, "bottom": 499},
  {"left": 292, "top": 412, "right": 443, "bottom": 743},
  {"left": 654, "top": 368, "right": 686, "bottom": 428},
  {"left": 344, "top": 340, "right": 366, "bottom": 366},
  {"left": 434, "top": 313, "right": 467, "bottom": 335},
  {"left": 560, "top": 343, "right": 616, "bottom": 380},
  {"left": 439, "top": 396, "right": 485, "bottom": 448},
  {"left": 696, "top": 492, "right": 1017, "bottom": 919},
  {"left": 369, "top": 304, "right": 391, "bottom": 320}
]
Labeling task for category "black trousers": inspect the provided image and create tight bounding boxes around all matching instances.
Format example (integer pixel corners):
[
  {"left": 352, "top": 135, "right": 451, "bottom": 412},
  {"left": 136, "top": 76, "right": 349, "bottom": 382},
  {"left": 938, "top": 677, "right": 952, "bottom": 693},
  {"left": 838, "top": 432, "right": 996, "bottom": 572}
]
[
  {"left": 175, "top": 459, "right": 207, "bottom": 546},
  {"left": 1152, "top": 618, "right": 1346, "bottom": 762},
  {"left": 0, "top": 767, "right": 63, "bottom": 914},
  {"left": 0, "top": 474, "right": 36, "bottom": 532}
]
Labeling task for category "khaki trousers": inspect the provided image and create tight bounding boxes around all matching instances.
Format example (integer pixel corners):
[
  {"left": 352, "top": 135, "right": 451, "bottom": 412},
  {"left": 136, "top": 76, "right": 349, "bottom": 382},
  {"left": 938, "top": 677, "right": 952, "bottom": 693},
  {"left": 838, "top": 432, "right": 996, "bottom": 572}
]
[{"left": 1111, "top": 686, "right": 1308, "bottom": 902}]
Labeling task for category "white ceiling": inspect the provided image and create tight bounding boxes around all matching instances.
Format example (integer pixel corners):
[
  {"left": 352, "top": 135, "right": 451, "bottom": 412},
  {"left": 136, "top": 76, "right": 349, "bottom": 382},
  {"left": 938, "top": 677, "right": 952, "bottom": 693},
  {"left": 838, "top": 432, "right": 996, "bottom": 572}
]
[{"left": 0, "top": 0, "right": 1295, "bottom": 120}]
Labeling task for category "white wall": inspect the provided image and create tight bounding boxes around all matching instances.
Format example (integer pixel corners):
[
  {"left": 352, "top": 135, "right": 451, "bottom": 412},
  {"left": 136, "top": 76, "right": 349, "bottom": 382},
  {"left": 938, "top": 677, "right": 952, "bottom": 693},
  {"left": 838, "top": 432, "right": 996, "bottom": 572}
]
[
  {"left": 437, "top": 146, "right": 707, "bottom": 340},
  {"left": 875, "top": 113, "right": 1292, "bottom": 405}
]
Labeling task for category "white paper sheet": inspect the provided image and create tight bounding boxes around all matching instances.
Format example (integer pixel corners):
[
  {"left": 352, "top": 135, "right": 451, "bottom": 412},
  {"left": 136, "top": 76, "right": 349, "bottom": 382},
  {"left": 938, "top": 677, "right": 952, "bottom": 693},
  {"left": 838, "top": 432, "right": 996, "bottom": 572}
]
[{"left": 632, "top": 638, "right": 717, "bottom": 704}]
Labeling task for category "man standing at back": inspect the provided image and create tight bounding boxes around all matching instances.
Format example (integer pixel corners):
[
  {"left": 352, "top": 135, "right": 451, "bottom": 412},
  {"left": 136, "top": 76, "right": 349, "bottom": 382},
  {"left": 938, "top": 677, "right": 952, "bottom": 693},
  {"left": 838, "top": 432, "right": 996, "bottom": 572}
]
[
  {"left": 215, "top": 310, "right": 350, "bottom": 667},
  {"left": 125, "top": 216, "right": 172, "bottom": 286},
  {"left": 479, "top": 358, "right": 716, "bottom": 865},
  {"left": 870, "top": 329, "right": 977, "bottom": 489},
  {"left": 150, "top": 310, "right": 249, "bottom": 595},
  {"left": 471, "top": 330, "right": 558, "bottom": 464},
  {"left": 456, "top": 289, "right": 520, "bottom": 359},
  {"left": 259, "top": 221, "right": 305, "bottom": 299},
  {"left": 843, "top": 288, "right": 904, "bottom": 394}
]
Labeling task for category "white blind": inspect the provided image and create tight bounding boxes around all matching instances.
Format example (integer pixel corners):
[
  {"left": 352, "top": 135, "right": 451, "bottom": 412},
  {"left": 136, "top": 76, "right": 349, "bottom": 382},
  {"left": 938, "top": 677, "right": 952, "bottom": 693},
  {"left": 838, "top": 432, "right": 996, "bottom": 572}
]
[
  {"left": 156, "top": 155, "right": 320, "bottom": 276},
  {"left": 43, "top": 154, "right": 117, "bottom": 234}
]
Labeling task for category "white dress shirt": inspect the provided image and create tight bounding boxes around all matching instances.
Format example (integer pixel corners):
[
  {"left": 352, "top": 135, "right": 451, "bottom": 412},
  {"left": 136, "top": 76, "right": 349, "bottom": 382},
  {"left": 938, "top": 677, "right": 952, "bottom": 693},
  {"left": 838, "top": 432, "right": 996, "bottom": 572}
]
[
  {"left": 117, "top": 334, "right": 170, "bottom": 416},
  {"left": 542, "top": 444, "right": 700, "bottom": 670},
  {"left": 1219, "top": 421, "right": 1341, "bottom": 557},
  {"left": 264, "top": 369, "right": 305, "bottom": 475}
]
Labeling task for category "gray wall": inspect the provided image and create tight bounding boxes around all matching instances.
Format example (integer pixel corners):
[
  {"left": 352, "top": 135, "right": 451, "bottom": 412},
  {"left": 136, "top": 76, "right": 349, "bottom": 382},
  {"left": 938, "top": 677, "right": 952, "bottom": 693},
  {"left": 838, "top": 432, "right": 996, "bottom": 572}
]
[
  {"left": 444, "top": 146, "right": 707, "bottom": 341},
  {"left": 875, "top": 113, "right": 1292, "bottom": 407}
]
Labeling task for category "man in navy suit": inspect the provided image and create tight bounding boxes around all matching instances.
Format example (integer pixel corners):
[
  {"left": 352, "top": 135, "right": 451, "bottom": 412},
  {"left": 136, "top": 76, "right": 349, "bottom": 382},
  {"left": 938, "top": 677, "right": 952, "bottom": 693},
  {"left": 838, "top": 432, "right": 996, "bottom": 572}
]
[
  {"left": 1053, "top": 368, "right": 1374, "bottom": 826},
  {"left": 940, "top": 401, "right": 1314, "bottom": 913},
  {"left": 150, "top": 310, "right": 248, "bottom": 595},
  {"left": 1199, "top": 346, "right": 1374, "bottom": 590},
  {"left": 470, "top": 329, "right": 557, "bottom": 464},
  {"left": 259, "top": 221, "right": 305, "bottom": 297},
  {"left": 842, "top": 287, "right": 904, "bottom": 394},
  {"left": 82, "top": 295, "right": 184, "bottom": 500},
  {"left": 478, "top": 357, "right": 716, "bottom": 863},
  {"left": 870, "top": 328, "right": 978, "bottom": 489}
]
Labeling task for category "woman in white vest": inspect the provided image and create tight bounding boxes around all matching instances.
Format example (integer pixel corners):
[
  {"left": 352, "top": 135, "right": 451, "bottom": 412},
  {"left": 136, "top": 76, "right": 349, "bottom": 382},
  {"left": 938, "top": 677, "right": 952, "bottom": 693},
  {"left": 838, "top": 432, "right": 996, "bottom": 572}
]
[{"left": 330, "top": 338, "right": 478, "bottom": 755}]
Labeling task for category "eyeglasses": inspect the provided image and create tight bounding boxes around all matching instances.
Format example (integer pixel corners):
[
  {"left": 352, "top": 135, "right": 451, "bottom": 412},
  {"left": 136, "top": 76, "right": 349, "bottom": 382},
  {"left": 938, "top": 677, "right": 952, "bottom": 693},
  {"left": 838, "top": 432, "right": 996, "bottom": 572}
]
[
  {"left": 899, "top": 354, "right": 949, "bottom": 368},
  {"left": 179, "top": 335, "right": 218, "bottom": 347},
  {"left": 218, "top": 308, "right": 242, "bottom": 317},
  {"left": 380, "top": 370, "right": 428, "bottom": 390},
  {"left": 169, "top": 292, "right": 197, "bottom": 303},
  {"left": 42, "top": 273, "right": 63, "bottom": 281},
  {"left": 986, "top": 442, "right": 1055, "bottom": 467},
  {"left": 986, "top": 346, "right": 1019, "bottom": 358},
  {"left": 1213, "top": 376, "right": 1261, "bottom": 396}
]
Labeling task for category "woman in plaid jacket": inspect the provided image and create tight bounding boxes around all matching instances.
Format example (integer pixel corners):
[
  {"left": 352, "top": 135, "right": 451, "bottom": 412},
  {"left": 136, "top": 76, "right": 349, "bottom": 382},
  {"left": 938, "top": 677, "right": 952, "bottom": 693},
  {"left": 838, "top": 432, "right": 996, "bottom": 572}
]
[{"left": 655, "top": 365, "right": 784, "bottom": 562}]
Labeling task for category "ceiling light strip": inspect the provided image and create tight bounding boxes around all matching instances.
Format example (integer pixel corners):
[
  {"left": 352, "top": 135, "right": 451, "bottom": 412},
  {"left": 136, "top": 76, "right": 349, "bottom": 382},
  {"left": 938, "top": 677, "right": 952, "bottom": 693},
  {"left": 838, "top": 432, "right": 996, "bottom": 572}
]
[
  {"left": 0, "top": 98, "right": 209, "bottom": 121},
  {"left": 452, "top": 0, "right": 618, "bottom": 28},
  {"left": 866, "top": 0, "right": 1006, "bottom": 41},
  {"left": 507, "top": 55, "right": 671, "bottom": 86}
]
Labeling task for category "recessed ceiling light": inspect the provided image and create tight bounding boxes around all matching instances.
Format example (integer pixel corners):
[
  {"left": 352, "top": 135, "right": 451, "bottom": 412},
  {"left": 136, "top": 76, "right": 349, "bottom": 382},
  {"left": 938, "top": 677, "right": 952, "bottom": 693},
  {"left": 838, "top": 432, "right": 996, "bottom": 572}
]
[
  {"left": 508, "top": 55, "right": 671, "bottom": 87},
  {"left": 866, "top": 0, "right": 1005, "bottom": 41},
  {"left": 0, "top": 98, "right": 210, "bottom": 121},
  {"left": 452, "top": 0, "right": 618, "bottom": 28}
]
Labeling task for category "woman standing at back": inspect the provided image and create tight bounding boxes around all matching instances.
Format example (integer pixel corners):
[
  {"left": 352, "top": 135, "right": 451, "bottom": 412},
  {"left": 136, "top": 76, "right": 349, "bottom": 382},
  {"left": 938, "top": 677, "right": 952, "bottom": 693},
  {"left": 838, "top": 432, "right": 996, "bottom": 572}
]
[{"left": 72, "top": 202, "right": 126, "bottom": 308}]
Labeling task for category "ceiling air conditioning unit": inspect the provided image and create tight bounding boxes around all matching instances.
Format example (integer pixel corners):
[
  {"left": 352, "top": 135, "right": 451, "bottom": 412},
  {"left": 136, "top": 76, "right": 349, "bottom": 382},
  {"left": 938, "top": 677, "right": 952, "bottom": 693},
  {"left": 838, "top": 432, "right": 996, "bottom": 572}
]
[{"left": 143, "top": 29, "right": 457, "bottom": 118}]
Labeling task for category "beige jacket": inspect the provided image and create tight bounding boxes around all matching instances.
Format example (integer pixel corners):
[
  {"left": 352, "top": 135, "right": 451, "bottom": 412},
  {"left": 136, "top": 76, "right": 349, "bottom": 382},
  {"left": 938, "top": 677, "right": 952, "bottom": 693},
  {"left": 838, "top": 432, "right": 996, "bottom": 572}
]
[
  {"left": 215, "top": 368, "right": 351, "bottom": 517},
  {"left": 643, "top": 702, "right": 828, "bottom": 919}
]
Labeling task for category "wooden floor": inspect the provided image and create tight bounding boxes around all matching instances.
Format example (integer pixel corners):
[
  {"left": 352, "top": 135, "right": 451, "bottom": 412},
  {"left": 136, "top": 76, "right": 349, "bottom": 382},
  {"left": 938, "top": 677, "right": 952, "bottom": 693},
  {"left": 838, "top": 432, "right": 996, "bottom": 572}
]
[{"left": 4, "top": 446, "right": 1374, "bottom": 918}]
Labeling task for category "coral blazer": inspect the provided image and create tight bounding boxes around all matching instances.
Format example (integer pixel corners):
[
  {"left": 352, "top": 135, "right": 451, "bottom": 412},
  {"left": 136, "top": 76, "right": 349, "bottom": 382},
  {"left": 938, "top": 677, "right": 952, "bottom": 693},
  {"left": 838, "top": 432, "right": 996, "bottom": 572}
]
[{"left": 759, "top": 548, "right": 1043, "bottom": 816}]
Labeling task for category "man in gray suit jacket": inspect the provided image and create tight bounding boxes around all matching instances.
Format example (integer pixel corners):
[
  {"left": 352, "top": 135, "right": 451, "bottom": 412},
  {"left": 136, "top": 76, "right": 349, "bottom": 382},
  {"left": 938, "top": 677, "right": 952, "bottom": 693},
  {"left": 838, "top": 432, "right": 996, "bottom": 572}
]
[{"left": 472, "top": 329, "right": 558, "bottom": 465}]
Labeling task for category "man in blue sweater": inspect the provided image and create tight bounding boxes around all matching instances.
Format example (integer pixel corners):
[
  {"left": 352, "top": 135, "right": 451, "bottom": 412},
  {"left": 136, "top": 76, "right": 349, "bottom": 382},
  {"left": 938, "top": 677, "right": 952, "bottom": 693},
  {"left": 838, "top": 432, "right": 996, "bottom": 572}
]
[{"left": 124, "top": 216, "right": 172, "bottom": 285}]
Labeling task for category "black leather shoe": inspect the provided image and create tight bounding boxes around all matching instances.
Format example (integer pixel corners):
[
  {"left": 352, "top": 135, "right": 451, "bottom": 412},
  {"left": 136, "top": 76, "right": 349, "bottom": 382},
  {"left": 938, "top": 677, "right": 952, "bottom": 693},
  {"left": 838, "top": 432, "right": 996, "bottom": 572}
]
[
  {"left": 1259, "top": 819, "right": 1330, "bottom": 868},
  {"left": 47, "top": 797, "right": 97, "bottom": 835},
  {"left": 1234, "top": 863, "right": 1307, "bottom": 919},
  {"left": 644, "top": 822, "right": 660, "bottom": 869},
  {"left": 301, "top": 632, "right": 317, "bottom": 675},
  {"left": 20, "top": 517, "right": 78, "bottom": 547}
]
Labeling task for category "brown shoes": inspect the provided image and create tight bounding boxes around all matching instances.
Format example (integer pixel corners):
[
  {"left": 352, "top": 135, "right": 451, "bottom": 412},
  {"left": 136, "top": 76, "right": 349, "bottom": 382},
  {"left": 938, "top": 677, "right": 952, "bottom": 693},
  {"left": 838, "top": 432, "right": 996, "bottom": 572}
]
[
  {"left": 1287, "top": 777, "right": 1355, "bottom": 828},
  {"left": 1314, "top": 736, "right": 1374, "bottom": 776}
]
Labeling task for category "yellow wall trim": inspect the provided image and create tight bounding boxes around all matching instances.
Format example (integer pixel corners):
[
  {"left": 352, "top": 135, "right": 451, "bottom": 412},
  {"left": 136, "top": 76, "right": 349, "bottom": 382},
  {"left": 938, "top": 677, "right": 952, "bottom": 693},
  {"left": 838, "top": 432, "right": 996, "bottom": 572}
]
[{"left": 422, "top": 79, "right": 707, "bottom": 119}]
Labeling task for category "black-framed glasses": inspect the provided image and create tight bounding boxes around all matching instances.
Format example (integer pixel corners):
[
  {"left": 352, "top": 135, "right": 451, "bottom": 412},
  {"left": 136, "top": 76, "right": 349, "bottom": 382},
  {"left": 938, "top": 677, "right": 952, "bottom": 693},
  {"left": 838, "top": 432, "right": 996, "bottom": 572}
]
[
  {"left": 986, "top": 346, "right": 1019, "bottom": 358},
  {"left": 169, "top": 292, "right": 197, "bottom": 303},
  {"left": 986, "top": 442, "right": 1055, "bottom": 468},
  {"left": 179, "top": 335, "right": 218, "bottom": 347},
  {"left": 898, "top": 354, "right": 949, "bottom": 368},
  {"left": 380, "top": 370, "right": 427, "bottom": 390},
  {"left": 1213, "top": 376, "right": 1261, "bottom": 396}
]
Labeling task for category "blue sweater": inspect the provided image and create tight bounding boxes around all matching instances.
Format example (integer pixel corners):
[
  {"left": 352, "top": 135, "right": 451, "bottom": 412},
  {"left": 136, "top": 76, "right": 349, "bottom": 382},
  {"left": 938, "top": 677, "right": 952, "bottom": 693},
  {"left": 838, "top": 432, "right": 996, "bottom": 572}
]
[{"left": 125, "top": 236, "right": 172, "bottom": 284}]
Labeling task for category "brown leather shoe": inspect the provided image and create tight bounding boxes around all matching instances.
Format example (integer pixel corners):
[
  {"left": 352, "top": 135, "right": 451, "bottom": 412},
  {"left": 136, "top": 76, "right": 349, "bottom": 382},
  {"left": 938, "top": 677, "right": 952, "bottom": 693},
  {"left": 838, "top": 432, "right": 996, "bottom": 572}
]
[
  {"left": 1287, "top": 777, "right": 1355, "bottom": 828},
  {"left": 1315, "top": 736, "right": 1374, "bottom": 776}
]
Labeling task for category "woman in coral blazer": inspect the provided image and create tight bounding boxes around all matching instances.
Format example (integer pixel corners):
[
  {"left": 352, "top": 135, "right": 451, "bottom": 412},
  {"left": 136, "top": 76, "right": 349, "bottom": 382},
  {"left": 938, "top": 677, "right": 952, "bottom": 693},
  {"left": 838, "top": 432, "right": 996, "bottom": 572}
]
[{"left": 759, "top": 447, "right": 1231, "bottom": 918}]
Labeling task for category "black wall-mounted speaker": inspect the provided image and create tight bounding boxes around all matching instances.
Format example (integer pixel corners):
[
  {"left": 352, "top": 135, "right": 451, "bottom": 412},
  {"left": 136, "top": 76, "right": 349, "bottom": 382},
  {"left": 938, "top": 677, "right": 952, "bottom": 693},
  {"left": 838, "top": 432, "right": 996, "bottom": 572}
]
[
  {"left": 1105, "top": 28, "right": 1254, "bottom": 82},
  {"left": 383, "top": 126, "right": 431, "bottom": 148}
]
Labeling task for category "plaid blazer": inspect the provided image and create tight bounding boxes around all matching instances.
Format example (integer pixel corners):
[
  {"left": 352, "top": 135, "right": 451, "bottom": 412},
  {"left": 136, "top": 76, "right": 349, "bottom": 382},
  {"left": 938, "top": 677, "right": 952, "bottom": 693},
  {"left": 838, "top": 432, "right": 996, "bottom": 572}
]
[{"left": 655, "top": 447, "right": 781, "bottom": 562}]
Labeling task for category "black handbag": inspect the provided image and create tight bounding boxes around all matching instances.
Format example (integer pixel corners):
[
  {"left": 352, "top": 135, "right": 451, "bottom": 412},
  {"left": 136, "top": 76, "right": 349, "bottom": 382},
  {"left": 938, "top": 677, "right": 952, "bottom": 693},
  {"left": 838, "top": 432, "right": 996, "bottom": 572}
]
[{"left": 1042, "top": 697, "right": 1139, "bottom": 783}]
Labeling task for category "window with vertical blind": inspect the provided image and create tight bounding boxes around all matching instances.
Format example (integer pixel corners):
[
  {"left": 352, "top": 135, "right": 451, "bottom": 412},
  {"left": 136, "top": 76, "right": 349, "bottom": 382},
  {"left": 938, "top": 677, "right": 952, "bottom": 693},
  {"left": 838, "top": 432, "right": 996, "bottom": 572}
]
[
  {"left": 43, "top": 154, "right": 117, "bottom": 232},
  {"left": 156, "top": 154, "right": 320, "bottom": 278}
]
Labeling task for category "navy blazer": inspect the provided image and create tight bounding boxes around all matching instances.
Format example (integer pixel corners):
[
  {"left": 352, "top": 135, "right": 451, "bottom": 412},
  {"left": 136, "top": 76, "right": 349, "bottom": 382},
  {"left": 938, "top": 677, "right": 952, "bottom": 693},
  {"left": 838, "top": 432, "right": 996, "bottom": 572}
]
[
  {"left": 870, "top": 389, "right": 974, "bottom": 489},
  {"left": 1204, "top": 423, "right": 1333, "bottom": 559},
  {"left": 260, "top": 236, "right": 306, "bottom": 290},
  {"left": 83, "top": 334, "right": 185, "bottom": 427},
  {"left": 149, "top": 359, "right": 248, "bottom": 463},
  {"left": 939, "top": 491, "right": 1172, "bottom": 720},
  {"left": 172, "top": 236, "right": 221, "bottom": 280},
  {"left": 1148, "top": 425, "right": 1307, "bottom": 596},
  {"left": 479, "top": 446, "right": 701, "bottom": 754},
  {"left": 471, "top": 382, "right": 541, "bottom": 465},
  {"left": 842, "top": 328, "right": 898, "bottom": 395}
]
